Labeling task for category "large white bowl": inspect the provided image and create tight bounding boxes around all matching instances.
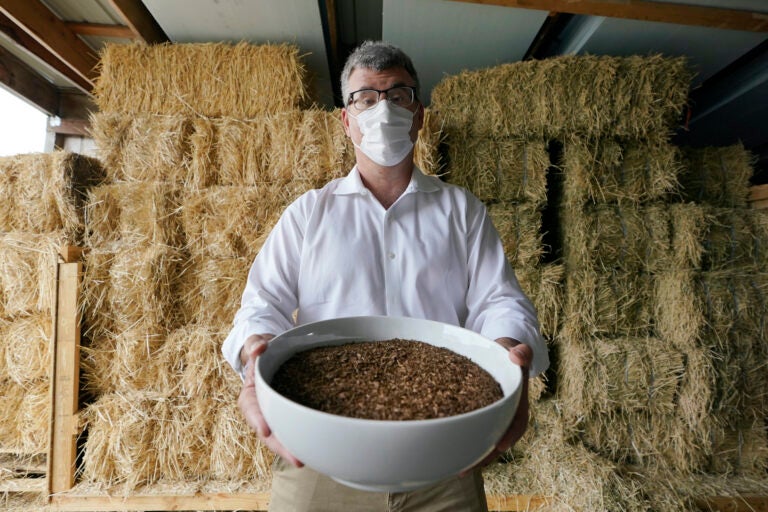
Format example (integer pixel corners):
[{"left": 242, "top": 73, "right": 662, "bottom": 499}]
[{"left": 254, "top": 315, "right": 523, "bottom": 493}]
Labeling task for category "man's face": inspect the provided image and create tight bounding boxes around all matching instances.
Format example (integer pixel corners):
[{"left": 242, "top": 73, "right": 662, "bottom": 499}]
[{"left": 341, "top": 66, "right": 424, "bottom": 147}]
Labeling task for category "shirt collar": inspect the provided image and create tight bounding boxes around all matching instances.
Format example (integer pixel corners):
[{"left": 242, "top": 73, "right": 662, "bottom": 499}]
[{"left": 334, "top": 165, "right": 440, "bottom": 196}]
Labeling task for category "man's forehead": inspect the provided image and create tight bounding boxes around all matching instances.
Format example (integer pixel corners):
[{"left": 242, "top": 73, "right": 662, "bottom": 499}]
[{"left": 348, "top": 66, "right": 413, "bottom": 86}]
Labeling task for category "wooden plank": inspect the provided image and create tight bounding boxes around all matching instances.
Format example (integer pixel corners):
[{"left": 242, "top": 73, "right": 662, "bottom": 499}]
[
  {"left": 58, "top": 246, "right": 83, "bottom": 264},
  {"left": 488, "top": 494, "right": 550, "bottom": 510},
  {"left": 749, "top": 197, "right": 768, "bottom": 210},
  {"left": 0, "top": 45, "right": 59, "bottom": 115},
  {"left": 449, "top": 0, "right": 768, "bottom": 32},
  {"left": 106, "top": 0, "right": 169, "bottom": 44},
  {"left": 749, "top": 184, "right": 768, "bottom": 201},
  {"left": 0, "top": 0, "right": 98, "bottom": 87},
  {"left": 48, "top": 262, "right": 82, "bottom": 495},
  {"left": 695, "top": 496, "right": 768, "bottom": 512},
  {"left": 0, "top": 12, "right": 92, "bottom": 95},
  {"left": 47, "top": 491, "right": 551, "bottom": 511},
  {"left": 49, "top": 492, "right": 271, "bottom": 511},
  {"left": 64, "top": 22, "right": 134, "bottom": 39}
]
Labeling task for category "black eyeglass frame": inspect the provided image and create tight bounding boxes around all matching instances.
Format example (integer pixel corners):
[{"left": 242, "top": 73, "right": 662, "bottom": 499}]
[{"left": 346, "top": 86, "right": 418, "bottom": 111}]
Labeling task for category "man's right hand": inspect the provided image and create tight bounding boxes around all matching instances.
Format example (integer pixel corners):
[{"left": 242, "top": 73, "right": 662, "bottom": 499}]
[{"left": 237, "top": 333, "right": 304, "bottom": 468}]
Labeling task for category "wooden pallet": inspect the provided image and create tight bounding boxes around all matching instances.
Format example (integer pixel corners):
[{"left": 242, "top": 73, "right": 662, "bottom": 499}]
[
  {"left": 749, "top": 183, "right": 768, "bottom": 209},
  {"left": 36, "top": 246, "right": 768, "bottom": 511}
]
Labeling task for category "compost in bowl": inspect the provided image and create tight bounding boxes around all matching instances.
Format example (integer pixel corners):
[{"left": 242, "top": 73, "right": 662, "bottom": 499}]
[{"left": 254, "top": 315, "right": 523, "bottom": 493}]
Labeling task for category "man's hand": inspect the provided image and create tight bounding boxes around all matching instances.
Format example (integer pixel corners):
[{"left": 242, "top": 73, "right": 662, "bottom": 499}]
[
  {"left": 460, "top": 337, "right": 531, "bottom": 476},
  {"left": 237, "top": 333, "right": 304, "bottom": 468}
]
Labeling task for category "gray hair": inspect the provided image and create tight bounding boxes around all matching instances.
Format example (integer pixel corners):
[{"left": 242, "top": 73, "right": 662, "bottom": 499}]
[{"left": 340, "top": 40, "right": 420, "bottom": 105}]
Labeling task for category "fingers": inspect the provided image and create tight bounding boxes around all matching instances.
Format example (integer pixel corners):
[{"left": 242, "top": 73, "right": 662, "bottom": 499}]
[
  {"left": 240, "top": 333, "right": 274, "bottom": 365},
  {"left": 507, "top": 343, "right": 532, "bottom": 373},
  {"left": 237, "top": 333, "right": 303, "bottom": 468}
]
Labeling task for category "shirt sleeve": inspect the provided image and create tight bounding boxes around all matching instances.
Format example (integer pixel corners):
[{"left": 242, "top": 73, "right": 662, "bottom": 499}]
[
  {"left": 221, "top": 197, "right": 308, "bottom": 378},
  {"left": 462, "top": 195, "right": 550, "bottom": 377}
]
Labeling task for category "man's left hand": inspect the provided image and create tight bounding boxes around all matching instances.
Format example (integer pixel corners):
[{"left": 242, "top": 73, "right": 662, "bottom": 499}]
[{"left": 460, "top": 337, "right": 531, "bottom": 476}]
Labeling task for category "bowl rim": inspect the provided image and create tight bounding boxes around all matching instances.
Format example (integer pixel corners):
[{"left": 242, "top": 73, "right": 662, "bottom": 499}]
[{"left": 255, "top": 315, "right": 523, "bottom": 427}]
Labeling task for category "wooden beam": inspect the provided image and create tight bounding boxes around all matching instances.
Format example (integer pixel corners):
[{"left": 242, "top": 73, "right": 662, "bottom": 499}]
[
  {"left": 106, "top": 0, "right": 169, "bottom": 44},
  {"left": 49, "top": 492, "right": 272, "bottom": 511},
  {"left": 48, "top": 117, "right": 90, "bottom": 136},
  {"left": 695, "top": 496, "right": 768, "bottom": 512},
  {"left": 0, "top": 0, "right": 98, "bottom": 88},
  {"left": 65, "top": 22, "right": 134, "bottom": 39},
  {"left": 48, "top": 491, "right": 552, "bottom": 511},
  {"left": 0, "top": 12, "right": 92, "bottom": 93},
  {"left": 449, "top": 0, "right": 768, "bottom": 32},
  {"left": 0, "top": 45, "right": 58, "bottom": 114},
  {"left": 48, "top": 261, "right": 83, "bottom": 495}
]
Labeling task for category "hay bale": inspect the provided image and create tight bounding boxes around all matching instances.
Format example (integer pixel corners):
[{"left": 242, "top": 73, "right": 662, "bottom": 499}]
[
  {"left": 707, "top": 419, "right": 768, "bottom": 476},
  {"left": 445, "top": 138, "right": 549, "bottom": 205},
  {"left": 702, "top": 208, "right": 768, "bottom": 271},
  {"left": 0, "top": 379, "right": 48, "bottom": 455},
  {"left": 85, "top": 183, "right": 184, "bottom": 247},
  {"left": 104, "top": 242, "right": 186, "bottom": 333},
  {"left": 0, "top": 152, "right": 105, "bottom": 238},
  {"left": 679, "top": 143, "right": 755, "bottom": 208},
  {"left": 560, "top": 137, "right": 681, "bottom": 206},
  {"left": 209, "top": 400, "right": 275, "bottom": 482},
  {"left": 80, "top": 323, "right": 168, "bottom": 396},
  {"left": 561, "top": 203, "right": 672, "bottom": 272},
  {"left": 177, "top": 256, "right": 250, "bottom": 328},
  {"left": 431, "top": 54, "right": 691, "bottom": 140},
  {"left": 154, "top": 325, "right": 240, "bottom": 398},
  {"left": 484, "top": 399, "right": 649, "bottom": 510},
  {"left": 181, "top": 186, "right": 281, "bottom": 260},
  {"left": 563, "top": 269, "right": 654, "bottom": 339},
  {"left": 93, "top": 42, "right": 309, "bottom": 116},
  {"left": 194, "top": 117, "right": 269, "bottom": 186},
  {"left": 81, "top": 392, "right": 161, "bottom": 488},
  {"left": 580, "top": 410, "right": 709, "bottom": 474},
  {"left": 487, "top": 202, "right": 545, "bottom": 268},
  {"left": 0, "top": 233, "right": 62, "bottom": 317},
  {"left": 90, "top": 113, "right": 199, "bottom": 186},
  {"left": 3, "top": 313, "right": 51, "bottom": 384},
  {"left": 515, "top": 263, "right": 565, "bottom": 338}
]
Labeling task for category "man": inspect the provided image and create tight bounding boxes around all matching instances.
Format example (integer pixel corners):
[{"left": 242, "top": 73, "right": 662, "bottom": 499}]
[{"left": 223, "top": 40, "right": 549, "bottom": 511}]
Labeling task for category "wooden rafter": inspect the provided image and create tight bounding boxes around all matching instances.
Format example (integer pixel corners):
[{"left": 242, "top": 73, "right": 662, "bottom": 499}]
[
  {"left": 0, "top": 44, "right": 58, "bottom": 114},
  {"left": 0, "top": 0, "right": 98, "bottom": 88},
  {"left": 106, "top": 0, "right": 169, "bottom": 44},
  {"left": 450, "top": 0, "right": 768, "bottom": 32},
  {"left": 65, "top": 22, "right": 134, "bottom": 39},
  {"left": 0, "top": 11, "right": 92, "bottom": 93}
]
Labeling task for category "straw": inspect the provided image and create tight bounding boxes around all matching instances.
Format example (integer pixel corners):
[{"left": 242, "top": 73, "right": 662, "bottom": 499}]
[{"left": 93, "top": 42, "right": 309, "bottom": 116}]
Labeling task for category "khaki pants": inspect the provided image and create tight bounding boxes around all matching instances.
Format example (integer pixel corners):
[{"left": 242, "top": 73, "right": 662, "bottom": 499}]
[{"left": 268, "top": 457, "right": 488, "bottom": 512}]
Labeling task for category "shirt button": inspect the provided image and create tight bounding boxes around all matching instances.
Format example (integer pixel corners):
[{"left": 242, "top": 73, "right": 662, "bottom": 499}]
[{"left": 388, "top": 252, "right": 396, "bottom": 260}]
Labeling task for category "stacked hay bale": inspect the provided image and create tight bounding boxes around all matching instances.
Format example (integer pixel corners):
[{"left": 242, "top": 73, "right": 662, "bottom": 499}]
[
  {"left": 431, "top": 54, "right": 765, "bottom": 510},
  {"left": 0, "top": 152, "right": 104, "bottom": 483},
  {"left": 656, "top": 145, "right": 768, "bottom": 478},
  {"left": 79, "top": 42, "right": 442, "bottom": 492},
  {"left": 431, "top": 59, "right": 573, "bottom": 404}
]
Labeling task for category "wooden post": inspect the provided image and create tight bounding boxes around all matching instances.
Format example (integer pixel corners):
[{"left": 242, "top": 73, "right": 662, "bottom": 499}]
[{"left": 47, "top": 252, "right": 82, "bottom": 497}]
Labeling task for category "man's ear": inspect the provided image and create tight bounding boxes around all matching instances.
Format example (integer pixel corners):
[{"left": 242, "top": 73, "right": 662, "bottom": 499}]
[
  {"left": 414, "top": 103, "right": 425, "bottom": 132},
  {"left": 341, "top": 107, "right": 351, "bottom": 137}
]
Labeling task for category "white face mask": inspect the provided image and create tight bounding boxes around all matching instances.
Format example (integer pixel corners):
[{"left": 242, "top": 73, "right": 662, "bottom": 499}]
[{"left": 349, "top": 101, "right": 415, "bottom": 167}]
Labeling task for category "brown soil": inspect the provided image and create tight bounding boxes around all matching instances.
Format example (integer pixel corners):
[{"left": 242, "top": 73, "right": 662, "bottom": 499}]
[{"left": 269, "top": 338, "right": 503, "bottom": 420}]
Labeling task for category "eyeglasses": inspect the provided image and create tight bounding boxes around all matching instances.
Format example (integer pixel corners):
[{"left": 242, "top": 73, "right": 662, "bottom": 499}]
[{"left": 347, "top": 86, "right": 417, "bottom": 112}]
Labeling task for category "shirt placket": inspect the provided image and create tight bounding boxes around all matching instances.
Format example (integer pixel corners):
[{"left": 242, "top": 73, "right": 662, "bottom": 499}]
[{"left": 381, "top": 208, "right": 404, "bottom": 317}]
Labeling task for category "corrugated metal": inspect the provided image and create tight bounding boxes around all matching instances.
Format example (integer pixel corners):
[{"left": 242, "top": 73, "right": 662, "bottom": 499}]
[{"left": 383, "top": 0, "right": 548, "bottom": 105}]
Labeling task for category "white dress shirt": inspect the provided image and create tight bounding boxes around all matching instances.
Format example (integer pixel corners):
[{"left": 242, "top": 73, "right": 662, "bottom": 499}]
[{"left": 222, "top": 166, "right": 549, "bottom": 377}]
